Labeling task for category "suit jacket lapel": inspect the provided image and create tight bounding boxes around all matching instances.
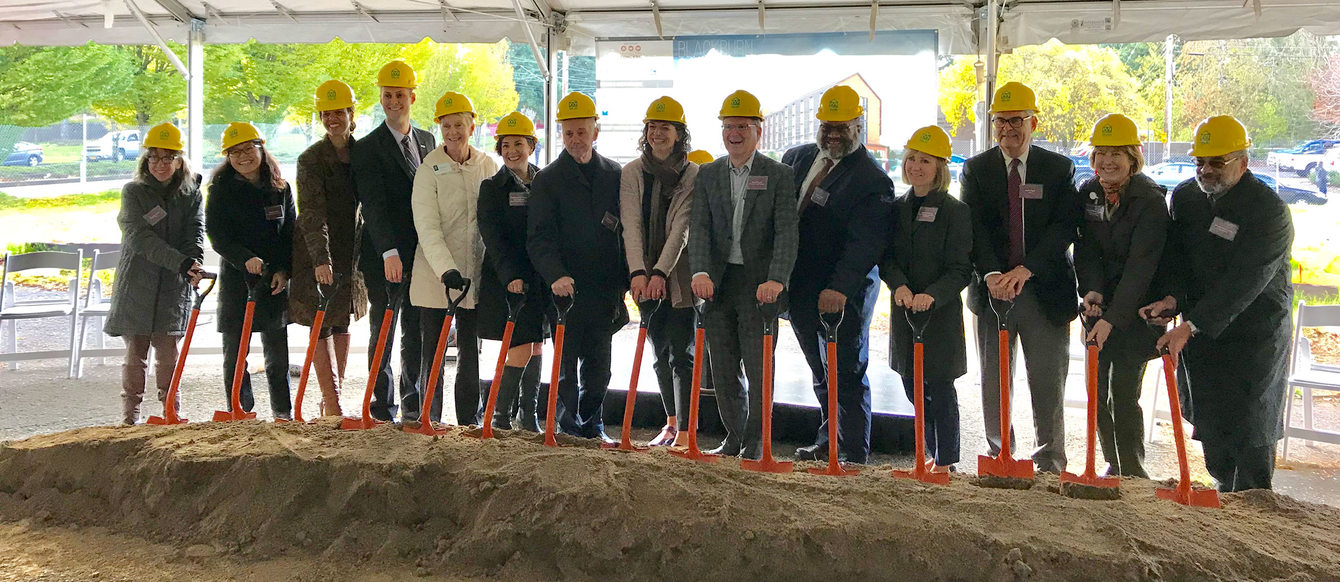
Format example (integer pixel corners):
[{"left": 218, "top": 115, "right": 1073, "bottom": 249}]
[{"left": 793, "top": 147, "right": 817, "bottom": 192}]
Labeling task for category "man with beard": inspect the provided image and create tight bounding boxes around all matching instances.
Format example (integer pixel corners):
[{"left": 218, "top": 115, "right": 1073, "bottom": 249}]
[
  {"left": 1140, "top": 115, "right": 1293, "bottom": 492},
  {"left": 527, "top": 92, "right": 629, "bottom": 443},
  {"left": 782, "top": 85, "right": 894, "bottom": 465},
  {"left": 960, "top": 81, "right": 1080, "bottom": 474}
]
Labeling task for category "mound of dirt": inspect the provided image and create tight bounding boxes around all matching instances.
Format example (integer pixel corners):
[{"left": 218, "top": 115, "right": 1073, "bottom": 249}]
[{"left": 3, "top": 421, "right": 1340, "bottom": 581}]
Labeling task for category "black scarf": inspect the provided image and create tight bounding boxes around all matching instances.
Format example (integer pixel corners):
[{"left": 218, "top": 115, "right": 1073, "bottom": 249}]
[{"left": 640, "top": 150, "right": 687, "bottom": 270}]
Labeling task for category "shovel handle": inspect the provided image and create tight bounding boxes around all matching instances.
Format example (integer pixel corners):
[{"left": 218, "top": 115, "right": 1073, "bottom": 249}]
[
  {"left": 244, "top": 264, "right": 269, "bottom": 301},
  {"left": 192, "top": 273, "right": 218, "bottom": 309},
  {"left": 552, "top": 293, "right": 575, "bottom": 325},
  {"left": 442, "top": 276, "right": 471, "bottom": 314},
  {"left": 819, "top": 309, "right": 844, "bottom": 342},
  {"left": 314, "top": 272, "right": 344, "bottom": 311},
  {"left": 988, "top": 297, "right": 1013, "bottom": 331},
  {"left": 757, "top": 301, "right": 779, "bottom": 336},
  {"left": 904, "top": 309, "right": 932, "bottom": 343},
  {"left": 636, "top": 298, "right": 661, "bottom": 328},
  {"left": 506, "top": 289, "right": 528, "bottom": 321}
]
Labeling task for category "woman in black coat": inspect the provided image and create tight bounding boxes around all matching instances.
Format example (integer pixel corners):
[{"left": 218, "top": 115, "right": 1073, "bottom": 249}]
[
  {"left": 880, "top": 126, "right": 973, "bottom": 473},
  {"left": 206, "top": 122, "right": 296, "bottom": 420},
  {"left": 476, "top": 112, "right": 549, "bottom": 431},
  {"left": 1075, "top": 114, "right": 1169, "bottom": 478}
]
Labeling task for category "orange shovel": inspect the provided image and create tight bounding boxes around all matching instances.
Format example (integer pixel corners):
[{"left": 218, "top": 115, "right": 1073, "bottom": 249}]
[
  {"left": 213, "top": 270, "right": 265, "bottom": 422},
  {"left": 892, "top": 309, "right": 949, "bottom": 485},
  {"left": 1059, "top": 315, "right": 1121, "bottom": 498},
  {"left": 341, "top": 282, "right": 406, "bottom": 431},
  {"left": 1154, "top": 345, "right": 1220, "bottom": 508},
  {"left": 468, "top": 286, "right": 523, "bottom": 440},
  {"left": 604, "top": 298, "right": 660, "bottom": 452},
  {"left": 147, "top": 272, "right": 216, "bottom": 426},
  {"left": 669, "top": 299, "right": 719, "bottom": 463},
  {"left": 542, "top": 293, "right": 575, "bottom": 447},
  {"left": 741, "top": 299, "right": 793, "bottom": 473},
  {"left": 808, "top": 309, "right": 859, "bottom": 476},
  {"left": 976, "top": 298, "right": 1034, "bottom": 485},
  {"left": 408, "top": 274, "right": 471, "bottom": 436},
  {"left": 289, "top": 275, "right": 341, "bottom": 424}
]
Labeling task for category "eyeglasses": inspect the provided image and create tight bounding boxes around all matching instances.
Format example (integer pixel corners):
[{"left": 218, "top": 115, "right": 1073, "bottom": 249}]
[
  {"left": 227, "top": 143, "right": 262, "bottom": 159},
  {"left": 991, "top": 115, "right": 1033, "bottom": 128},
  {"left": 147, "top": 154, "right": 180, "bottom": 165},
  {"left": 1194, "top": 155, "right": 1244, "bottom": 170},
  {"left": 721, "top": 123, "right": 758, "bottom": 133},
  {"left": 820, "top": 123, "right": 854, "bottom": 134}
]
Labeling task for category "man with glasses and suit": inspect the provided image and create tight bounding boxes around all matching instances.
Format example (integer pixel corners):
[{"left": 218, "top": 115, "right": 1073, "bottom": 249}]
[
  {"left": 351, "top": 60, "right": 437, "bottom": 422},
  {"left": 961, "top": 81, "right": 1081, "bottom": 474},
  {"left": 782, "top": 85, "right": 894, "bottom": 465},
  {"left": 688, "top": 89, "right": 798, "bottom": 459}
]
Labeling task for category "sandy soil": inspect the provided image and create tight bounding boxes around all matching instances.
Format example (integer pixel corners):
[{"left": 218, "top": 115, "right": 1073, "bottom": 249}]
[{"left": 3, "top": 422, "right": 1340, "bottom": 582}]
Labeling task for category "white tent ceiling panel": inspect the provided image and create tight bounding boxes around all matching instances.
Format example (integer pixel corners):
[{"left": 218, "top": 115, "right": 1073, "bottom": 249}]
[{"left": 1003, "top": 0, "right": 1340, "bottom": 48}]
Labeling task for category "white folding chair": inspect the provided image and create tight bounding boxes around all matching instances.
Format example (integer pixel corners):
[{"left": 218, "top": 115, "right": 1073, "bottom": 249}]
[
  {"left": 71, "top": 249, "right": 121, "bottom": 378},
  {"left": 0, "top": 249, "right": 83, "bottom": 376},
  {"left": 1280, "top": 300, "right": 1340, "bottom": 461}
]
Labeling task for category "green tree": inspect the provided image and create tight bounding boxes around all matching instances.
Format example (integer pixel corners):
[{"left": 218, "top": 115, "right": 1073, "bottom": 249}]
[
  {"left": 937, "top": 57, "right": 979, "bottom": 137},
  {"left": 412, "top": 41, "right": 519, "bottom": 139},
  {"left": 508, "top": 42, "right": 547, "bottom": 118},
  {"left": 92, "top": 44, "right": 188, "bottom": 128},
  {"left": 0, "top": 43, "right": 129, "bottom": 127}
]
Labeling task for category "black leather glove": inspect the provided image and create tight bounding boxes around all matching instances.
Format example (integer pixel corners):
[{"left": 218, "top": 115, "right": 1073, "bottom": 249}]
[{"left": 441, "top": 269, "right": 466, "bottom": 290}]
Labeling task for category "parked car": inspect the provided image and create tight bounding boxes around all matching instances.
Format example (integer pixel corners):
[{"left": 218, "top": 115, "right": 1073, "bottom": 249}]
[
  {"left": 1144, "top": 161, "right": 1325, "bottom": 205},
  {"left": 1069, "top": 154, "right": 1095, "bottom": 188},
  {"left": 2, "top": 142, "right": 43, "bottom": 166},
  {"left": 947, "top": 154, "right": 966, "bottom": 180},
  {"left": 84, "top": 129, "right": 141, "bottom": 162},
  {"left": 1265, "top": 139, "right": 1340, "bottom": 177}
]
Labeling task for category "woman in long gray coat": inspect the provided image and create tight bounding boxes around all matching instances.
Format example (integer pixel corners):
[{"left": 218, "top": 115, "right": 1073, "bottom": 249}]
[
  {"left": 290, "top": 80, "right": 369, "bottom": 418},
  {"left": 104, "top": 122, "right": 206, "bottom": 425}
]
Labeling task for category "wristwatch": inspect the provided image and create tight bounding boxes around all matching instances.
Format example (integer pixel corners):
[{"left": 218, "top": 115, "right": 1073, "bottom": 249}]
[{"left": 1185, "top": 320, "right": 1200, "bottom": 336}]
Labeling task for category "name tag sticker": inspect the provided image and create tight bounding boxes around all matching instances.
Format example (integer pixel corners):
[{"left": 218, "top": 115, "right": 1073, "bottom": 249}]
[
  {"left": 601, "top": 211, "right": 620, "bottom": 232},
  {"left": 508, "top": 191, "right": 528, "bottom": 207},
  {"left": 1209, "top": 217, "right": 1239, "bottom": 241},
  {"left": 811, "top": 187, "right": 831, "bottom": 207},
  {"left": 916, "top": 207, "right": 938, "bottom": 222},
  {"left": 143, "top": 205, "right": 167, "bottom": 226},
  {"left": 265, "top": 204, "right": 284, "bottom": 221},
  {"left": 1085, "top": 204, "right": 1105, "bottom": 221},
  {"left": 747, "top": 175, "right": 768, "bottom": 190},
  {"left": 1021, "top": 184, "right": 1044, "bottom": 200},
  {"left": 432, "top": 163, "right": 454, "bottom": 175}
]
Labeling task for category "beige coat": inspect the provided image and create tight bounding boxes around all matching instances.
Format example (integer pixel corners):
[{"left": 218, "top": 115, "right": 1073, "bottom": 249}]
[
  {"left": 619, "top": 157, "right": 699, "bottom": 308},
  {"left": 410, "top": 145, "right": 498, "bottom": 310}
]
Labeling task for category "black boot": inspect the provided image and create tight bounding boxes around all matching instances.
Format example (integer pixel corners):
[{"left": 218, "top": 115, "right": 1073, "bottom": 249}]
[
  {"left": 516, "top": 355, "right": 542, "bottom": 432},
  {"left": 492, "top": 365, "right": 526, "bottom": 430}
]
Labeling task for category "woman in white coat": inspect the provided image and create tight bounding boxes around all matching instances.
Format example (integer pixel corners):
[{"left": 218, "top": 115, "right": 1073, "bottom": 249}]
[{"left": 409, "top": 92, "right": 498, "bottom": 426}]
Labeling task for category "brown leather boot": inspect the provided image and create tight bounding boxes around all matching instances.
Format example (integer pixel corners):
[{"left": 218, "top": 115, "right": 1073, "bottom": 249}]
[
  {"left": 332, "top": 332, "right": 351, "bottom": 384},
  {"left": 314, "top": 338, "right": 342, "bottom": 417}
]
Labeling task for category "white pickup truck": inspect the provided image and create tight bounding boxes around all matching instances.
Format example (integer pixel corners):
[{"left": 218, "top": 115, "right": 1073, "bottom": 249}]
[
  {"left": 84, "top": 129, "right": 142, "bottom": 162},
  {"left": 1267, "top": 139, "right": 1340, "bottom": 176}
]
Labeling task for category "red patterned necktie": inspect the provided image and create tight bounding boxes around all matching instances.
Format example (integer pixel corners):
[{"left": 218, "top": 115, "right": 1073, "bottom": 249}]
[{"left": 1007, "top": 158, "right": 1024, "bottom": 267}]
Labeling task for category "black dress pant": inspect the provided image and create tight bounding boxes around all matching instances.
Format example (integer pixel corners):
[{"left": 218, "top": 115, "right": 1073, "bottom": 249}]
[
  {"left": 901, "top": 375, "right": 960, "bottom": 466},
  {"left": 416, "top": 307, "right": 480, "bottom": 425},
  {"left": 221, "top": 327, "right": 290, "bottom": 416},
  {"left": 555, "top": 298, "right": 616, "bottom": 439},
  {"left": 1201, "top": 440, "right": 1275, "bottom": 492},
  {"left": 647, "top": 303, "right": 695, "bottom": 430},
  {"left": 1095, "top": 350, "right": 1149, "bottom": 477},
  {"left": 364, "top": 265, "right": 421, "bottom": 422}
]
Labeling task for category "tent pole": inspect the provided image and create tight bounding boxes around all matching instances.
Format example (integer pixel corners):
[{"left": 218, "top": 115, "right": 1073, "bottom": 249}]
[
  {"left": 1164, "top": 34, "right": 1174, "bottom": 164},
  {"left": 977, "top": 0, "right": 998, "bottom": 155},
  {"left": 124, "top": 0, "right": 190, "bottom": 80},
  {"left": 545, "top": 26, "right": 558, "bottom": 164},
  {"left": 188, "top": 19, "right": 205, "bottom": 173}
]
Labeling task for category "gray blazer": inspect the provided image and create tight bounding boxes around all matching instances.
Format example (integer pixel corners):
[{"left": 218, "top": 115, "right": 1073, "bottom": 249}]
[{"left": 688, "top": 152, "right": 798, "bottom": 290}]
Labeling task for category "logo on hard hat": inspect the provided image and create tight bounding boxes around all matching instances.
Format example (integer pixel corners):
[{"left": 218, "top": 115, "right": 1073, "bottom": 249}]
[
  {"left": 228, "top": 129, "right": 238, "bottom": 137},
  {"left": 1102, "top": 125, "right": 1113, "bottom": 136},
  {"left": 656, "top": 102, "right": 666, "bottom": 112},
  {"left": 919, "top": 133, "right": 931, "bottom": 143},
  {"left": 730, "top": 97, "right": 741, "bottom": 108},
  {"left": 567, "top": 100, "right": 578, "bottom": 110},
  {"left": 1001, "top": 91, "right": 1012, "bottom": 101},
  {"left": 828, "top": 99, "right": 839, "bottom": 111},
  {"left": 506, "top": 118, "right": 517, "bottom": 127},
  {"left": 160, "top": 130, "right": 170, "bottom": 140},
  {"left": 1200, "top": 132, "right": 1212, "bottom": 144},
  {"left": 326, "top": 90, "right": 337, "bottom": 101},
  {"left": 391, "top": 68, "right": 401, "bottom": 79},
  {"left": 446, "top": 97, "right": 453, "bottom": 106}
]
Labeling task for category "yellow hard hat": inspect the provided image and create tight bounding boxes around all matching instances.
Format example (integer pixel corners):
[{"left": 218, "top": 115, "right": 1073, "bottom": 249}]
[
  {"left": 644, "top": 96, "right": 686, "bottom": 124},
  {"left": 315, "top": 80, "right": 357, "bottom": 112},
  {"left": 1189, "top": 115, "right": 1252, "bottom": 157},
  {"left": 377, "top": 60, "right": 417, "bottom": 89},
  {"left": 495, "top": 112, "right": 536, "bottom": 139},
  {"left": 988, "top": 81, "right": 1038, "bottom": 114},
  {"left": 557, "top": 91, "right": 597, "bottom": 121},
  {"left": 718, "top": 90, "right": 763, "bottom": 120},
  {"left": 905, "top": 125, "right": 952, "bottom": 160},
  {"left": 220, "top": 122, "right": 264, "bottom": 153},
  {"left": 433, "top": 91, "right": 475, "bottom": 121},
  {"left": 687, "top": 150, "right": 714, "bottom": 165},
  {"left": 143, "top": 122, "right": 183, "bottom": 151},
  {"left": 1089, "top": 114, "right": 1141, "bottom": 147},
  {"left": 816, "top": 85, "right": 864, "bottom": 122}
]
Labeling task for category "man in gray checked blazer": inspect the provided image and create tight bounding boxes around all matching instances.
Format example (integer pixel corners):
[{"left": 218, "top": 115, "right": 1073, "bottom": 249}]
[{"left": 688, "top": 89, "right": 799, "bottom": 459}]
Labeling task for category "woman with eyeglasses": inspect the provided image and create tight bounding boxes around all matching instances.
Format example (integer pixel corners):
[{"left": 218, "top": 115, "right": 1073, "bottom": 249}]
[
  {"left": 477, "top": 112, "right": 548, "bottom": 431},
  {"left": 206, "top": 122, "right": 297, "bottom": 421},
  {"left": 289, "top": 81, "right": 369, "bottom": 418},
  {"left": 620, "top": 96, "right": 699, "bottom": 447},
  {"left": 880, "top": 125, "right": 972, "bottom": 473},
  {"left": 104, "top": 122, "right": 207, "bottom": 425},
  {"left": 1074, "top": 114, "right": 1169, "bottom": 478}
]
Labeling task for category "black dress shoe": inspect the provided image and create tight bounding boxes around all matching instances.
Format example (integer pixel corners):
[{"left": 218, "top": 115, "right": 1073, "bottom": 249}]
[
  {"left": 707, "top": 441, "right": 741, "bottom": 456},
  {"left": 741, "top": 442, "right": 762, "bottom": 461},
  {"left": 795, "top": 443, "right": 826, "bottom": 461}
]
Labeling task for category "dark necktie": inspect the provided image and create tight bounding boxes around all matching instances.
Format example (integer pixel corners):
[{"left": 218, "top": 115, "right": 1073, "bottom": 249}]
[
  {"left": 1007, "top": 158, "right": 1024, "bottom": 267},
  {"left": 799, "top": 157, "right": 835, "bottom": 213},
  {"left": 401, "top": 135, "right": 418, "bottom": 168}
]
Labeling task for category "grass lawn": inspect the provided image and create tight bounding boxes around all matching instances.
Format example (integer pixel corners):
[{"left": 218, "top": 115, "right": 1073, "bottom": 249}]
[{"left": 0, "top": 201, "right": 120, "bottom": 250}]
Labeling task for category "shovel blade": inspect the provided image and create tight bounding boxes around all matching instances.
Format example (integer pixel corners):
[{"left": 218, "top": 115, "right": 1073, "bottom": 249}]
[
  {"left": 977, "top": 453, "right": 1035, "bottom": 480},
  {"left": 340, "top": 416, "right": 382, "bottom": 431},
  {"left": 669, "top": 447, "right": 720, "bottom": 463},
  {"left": 1060, "top": 471, "right": 1121, "bottom": 489},
  {"left": 212, "top": 410, "right": 256, "bottom": 422},
  {"left": 741, "top": 458, "right": 794, "bottom": 474},
  {"left": 145, "top": 416, "right": 188, "bottom": 426},
  {"left": 1156, "top": 483, "right": 1222, "bottom": 508},
  {"left": 892, "top": 468, "right": 950, "bottom": 485},
  {"left": 602, "top": 441, "right": 650, "bottom": 452}
]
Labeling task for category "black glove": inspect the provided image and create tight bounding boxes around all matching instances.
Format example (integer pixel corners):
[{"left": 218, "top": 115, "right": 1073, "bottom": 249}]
[{"left": 441, "top": 269, "right": 466, "bottom": 290}]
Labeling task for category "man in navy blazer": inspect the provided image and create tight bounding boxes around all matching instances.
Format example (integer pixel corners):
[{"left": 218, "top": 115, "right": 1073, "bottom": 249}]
[
  {"left": 351, "top": 60, "right": 437, "bottom": 422},
  {"left": 960, "top": 82, "right": 1081, "bottom": 473},
  {"left": 781, "top": 85, "right": 894, "bottom": 465}
]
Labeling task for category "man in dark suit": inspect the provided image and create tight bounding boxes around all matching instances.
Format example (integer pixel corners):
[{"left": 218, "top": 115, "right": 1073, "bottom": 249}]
[
  {"left": 782, "top": 85, "right": 894, "bottom": 465},
  {"left": 961, "top": 81, "right": 1080, "bottom": 473},
  {"left": 351, "top": 60, "right": 437, "bottom": 422},
  {"left": 527, "top": 92, "right": 628, "bottom": 443},
  {"left": 688, "top": 89, "right": 799, "bottom": 459},
  {"left": 1141, "top": 115, "right": 1293, "bottom": 492}
]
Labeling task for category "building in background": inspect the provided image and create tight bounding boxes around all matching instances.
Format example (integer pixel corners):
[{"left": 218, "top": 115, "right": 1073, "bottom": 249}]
[{"left": 761, "top": 73, "right": 886, "bottom": 158}]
